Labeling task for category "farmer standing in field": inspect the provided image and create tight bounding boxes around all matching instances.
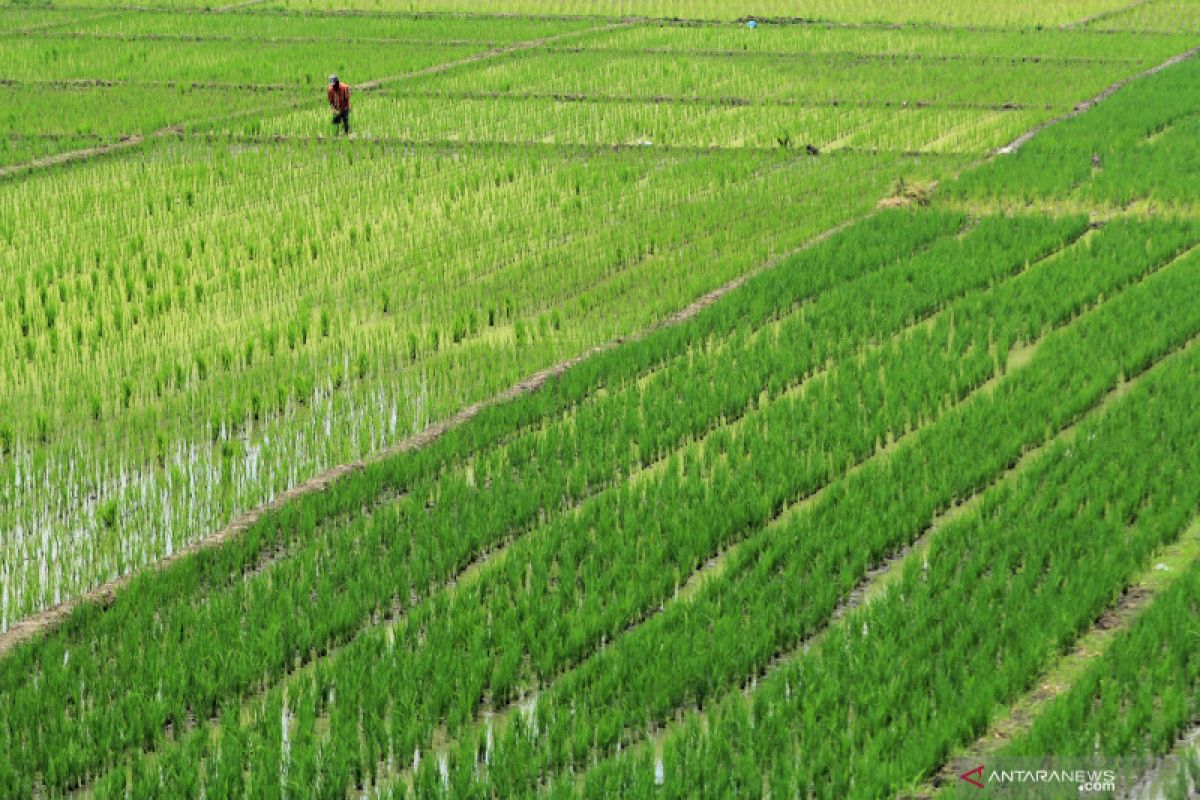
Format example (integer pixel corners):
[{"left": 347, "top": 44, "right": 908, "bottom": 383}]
[{"left": 327, "top": 74, "right": 351, "bottom": 135}]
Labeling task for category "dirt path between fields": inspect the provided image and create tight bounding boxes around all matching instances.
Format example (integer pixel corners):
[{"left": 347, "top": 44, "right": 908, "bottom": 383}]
[
  {"left": 0, "top": 78, "right": 1049, "bottom": 110},
  {"left": 214, "top": 0, "right": 267, "bottom": 11},
  {"left": 365, "top": 87, "right": 1049, "bottom": 112},
  {"left": 14, "top": 5, "right": 1189, "bottom": 35},
  {"left": 357, "top": 20, "right": 634, "bottom": 91},
  {"left": 8, "top": 31, "right": 1147, "bottom": 68},
  {"left": 1062, "top": 0, "right": 1156, "bottom": 30},
  {"left": 0, "top": 133, "right": 143, "bottom": 179},
  {"left": 995, "top": 44, "right": 1200, "bottom": 154}
]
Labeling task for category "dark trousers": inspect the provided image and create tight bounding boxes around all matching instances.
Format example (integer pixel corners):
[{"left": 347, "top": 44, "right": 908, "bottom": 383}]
[{"left": 331, "top": 109, "right": 350, "bottom": 134}]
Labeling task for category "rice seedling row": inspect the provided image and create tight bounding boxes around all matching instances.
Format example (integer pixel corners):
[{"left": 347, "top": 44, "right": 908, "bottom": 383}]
[
  {"left": 913, "top": 517, "right": 1200, "bottom": 797},
  {"left": 0, "top": 36, "right": 482, "bottom": 84},
  {"left": 56, "top": 7, "right": 597, "bottom": 40},
  {"left": 68, "top": 211, "right": 1200, "bottom": 800}
]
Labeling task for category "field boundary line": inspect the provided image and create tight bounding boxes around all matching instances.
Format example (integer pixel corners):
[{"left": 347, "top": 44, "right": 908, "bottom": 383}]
[
  {"left": 904, "top": 515, "right": 1200, "bottom": 798},
  {"left": 937, "top": 196, "right": 1200, "bottom": 223},
  {"left": 995, "top": 43, "right": 1200, "bottom": 154},
  {"left": 1062, "top": 0, "right": 1157, "bottom": 30},
  {"left": 357, "top": 20, "right": 636, "bottom": 91},
  {"left": 0, "top": 30, "right": 523, "bottom": 46},
  {"left": 537, "top": 43, "right": 1149, "bottom": 67},
  {"left": 173, "top": 131, "right": 974, "bottom": 157},
  {"left": 0, "top": 77, "right": 306, "bottom": 92},
  {"left": 362, "top": 87, "right": 1050, "bottom": 112},
  {"left": 0, "top": 77, "right": 1060, "bottom": 113},
  {"left": 0, "top": 134, "right": 143, "bottom": 180},
  {"left": 215, "top": 0, "right": 267, "bottom": 10}
]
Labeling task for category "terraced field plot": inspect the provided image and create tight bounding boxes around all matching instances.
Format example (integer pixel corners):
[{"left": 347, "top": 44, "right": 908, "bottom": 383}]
[{"left": 2, "top": 2, "right": 1200, "bottom": 799}]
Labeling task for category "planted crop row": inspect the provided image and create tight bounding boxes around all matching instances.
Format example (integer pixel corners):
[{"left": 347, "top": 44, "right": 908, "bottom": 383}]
[
  {"left": 29, "top": 13, "right": 1187, "bottom": 65},
  {"left": 246, "top": 91, "right": 1039, "bottom": 152},
  {"left": 1, "top": 141, "right": 947, "bottom": 623},
  {"left": 576, "top": 289, "right": 1200, "bottom": 799},
  {"left": 408, "top": 46, "right": 1138, "bottom": 109},
  {"left": 0, "top": 8, "right": 108, "bottom": 32},
  {"left": 416, "top": 218, "right": 1200, "bottom": 798},
  {"left": 0, "top": 136, "right": 111, "bottom": 170},
  {"left": 86, "top": 212, "right": 1200, "bottom": 800}
]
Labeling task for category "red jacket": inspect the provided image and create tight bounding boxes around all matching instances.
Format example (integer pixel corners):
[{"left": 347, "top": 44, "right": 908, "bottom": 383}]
[{"left": 327, "top": 82, "right": 351, "bottom": 112}]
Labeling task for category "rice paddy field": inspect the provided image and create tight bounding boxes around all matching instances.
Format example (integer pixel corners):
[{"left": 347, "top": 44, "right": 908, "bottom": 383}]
[{"left": 2, "top": 1, "right": 1200, "bottom": 798}]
